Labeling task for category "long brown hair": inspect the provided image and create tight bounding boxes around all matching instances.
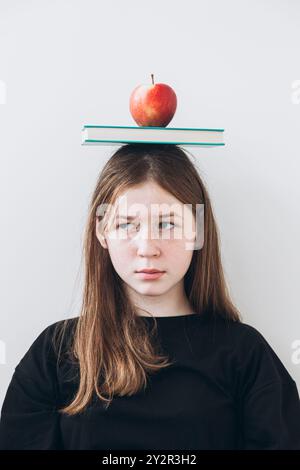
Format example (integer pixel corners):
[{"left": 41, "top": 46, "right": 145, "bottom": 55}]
[{"left": 53, "top": 143, "right": 242, "bottom": 416}]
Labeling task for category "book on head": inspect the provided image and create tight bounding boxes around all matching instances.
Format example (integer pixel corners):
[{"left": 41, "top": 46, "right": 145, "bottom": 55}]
[{"left": 81, "top": 125, "right": 225, "bottom": 147}]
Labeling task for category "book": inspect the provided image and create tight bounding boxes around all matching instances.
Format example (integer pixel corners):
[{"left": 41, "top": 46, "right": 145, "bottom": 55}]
[{"left": 81, "top": 125, "right": 225, "bottom": 147}]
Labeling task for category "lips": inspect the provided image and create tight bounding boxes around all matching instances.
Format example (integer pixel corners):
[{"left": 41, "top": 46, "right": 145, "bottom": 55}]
[
  {"left": 136, "top": 269, "right": 165, "bottom": 274},
  {"left": 135, "top": 270, "right": 165, "bottom": 280}
]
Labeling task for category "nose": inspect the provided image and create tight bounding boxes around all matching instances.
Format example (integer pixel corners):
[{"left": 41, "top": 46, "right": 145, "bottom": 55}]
[{"left": 133, "top": 224, "right": 161, "bottom": 257}]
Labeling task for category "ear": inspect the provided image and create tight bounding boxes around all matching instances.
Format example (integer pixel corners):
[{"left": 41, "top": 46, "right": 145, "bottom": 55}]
[{"left": 96, "top": 218, "right": 108, "bottom": 249}]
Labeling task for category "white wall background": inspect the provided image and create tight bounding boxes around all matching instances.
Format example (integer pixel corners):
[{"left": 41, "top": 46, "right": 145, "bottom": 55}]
[{"left": 0, "top": 0, "right": 300, "bottom": 406}]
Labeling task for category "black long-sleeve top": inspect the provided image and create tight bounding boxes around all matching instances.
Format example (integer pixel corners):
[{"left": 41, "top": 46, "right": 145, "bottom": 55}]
[{"left": 0, "top": 311, "right": 300, "bottom": 450}]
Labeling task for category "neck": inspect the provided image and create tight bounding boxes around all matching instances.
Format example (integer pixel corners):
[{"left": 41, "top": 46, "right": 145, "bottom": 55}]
[{"left": 126, "top": 281, "right": 194, "bottom": 318}]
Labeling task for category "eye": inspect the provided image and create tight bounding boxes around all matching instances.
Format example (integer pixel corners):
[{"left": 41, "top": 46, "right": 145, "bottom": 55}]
[
  {"left": 159, "top": 221, "right": 175, "bottom": 230},
  {"left": 116, "top": 222, "right": 134, "bottom": 230},
  {"left": 115, "top": 221, "right": 175, "bottom": 230}
]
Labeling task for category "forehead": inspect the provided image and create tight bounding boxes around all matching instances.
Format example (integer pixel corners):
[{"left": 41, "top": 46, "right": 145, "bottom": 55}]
[
  {"left": 99, "top": 182, "right": 197, "bottom": 233},
  {"left": 113, "top": 181, "right": 183, "bottom": 213},
  {"left": 99, "top": 182, "right": 197, "bottom": 228}
]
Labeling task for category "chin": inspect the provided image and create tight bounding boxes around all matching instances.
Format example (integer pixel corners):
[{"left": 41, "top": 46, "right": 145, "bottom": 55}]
[{"left": 133, "top": 284, "right": 167, "bottom": 296}]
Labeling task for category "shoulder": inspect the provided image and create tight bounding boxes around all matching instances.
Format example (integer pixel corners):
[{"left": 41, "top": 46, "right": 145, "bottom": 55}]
[
  {"left": 223, "top": 318, "right": 270, "bottom": 348},
  {"left": 226, "top": 319, "right": 283, "bottom": 362},
  {"left": 209, "top": 314, "right": 278, "bottom": 352},
  {"left": 218, "top": 317, "right": 297, "bottom": 394},
  {"left": 203, "top": 312, "right": 270, "bottom": 350},
  {"left": 15, "top": 316, "right": 79, "bottom": 378},
  {"left": 205, "top": 314, "right": 296, "bottom": 387}
]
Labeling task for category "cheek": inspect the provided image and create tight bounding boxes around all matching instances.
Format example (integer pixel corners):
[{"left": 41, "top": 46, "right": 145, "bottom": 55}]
[
  {"left": 106, "top": 240, "right": 132, "bottom": 270},
  {"left": 164, "top": 239, "right": 194, "bottom": 267},
  {"left": 105, "top": 236, "right": 193, "bottom": 272}
]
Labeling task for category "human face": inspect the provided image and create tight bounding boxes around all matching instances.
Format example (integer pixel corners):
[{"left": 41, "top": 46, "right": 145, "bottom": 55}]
[{"left": 96, "top": 181, "right": 198, "bottom": 297}]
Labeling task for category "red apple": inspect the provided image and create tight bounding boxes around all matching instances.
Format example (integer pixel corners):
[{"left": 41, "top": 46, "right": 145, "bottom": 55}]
[{"left": 129, "top": 74, "right": 177, "bottom": 127}]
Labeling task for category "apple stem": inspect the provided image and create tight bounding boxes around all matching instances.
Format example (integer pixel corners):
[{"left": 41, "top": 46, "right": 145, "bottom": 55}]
[{"left": 151, "top": 74, "right": 154, "bottom": 85}]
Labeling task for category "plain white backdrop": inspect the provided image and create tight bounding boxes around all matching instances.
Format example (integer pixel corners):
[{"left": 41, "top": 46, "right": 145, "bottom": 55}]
[{"left": 0, "top": 0, "right": 300, "bottom": 406}]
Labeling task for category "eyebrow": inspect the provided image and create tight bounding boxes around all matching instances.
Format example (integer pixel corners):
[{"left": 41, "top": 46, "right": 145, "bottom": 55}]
[{"left": 115, "top": 212, "right": 182, "bottom": 220}]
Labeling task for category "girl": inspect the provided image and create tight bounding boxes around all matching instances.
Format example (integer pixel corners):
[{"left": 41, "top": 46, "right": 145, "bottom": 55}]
[{"left": 0, "top": 143, "right": 299, "bottom": 450}]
